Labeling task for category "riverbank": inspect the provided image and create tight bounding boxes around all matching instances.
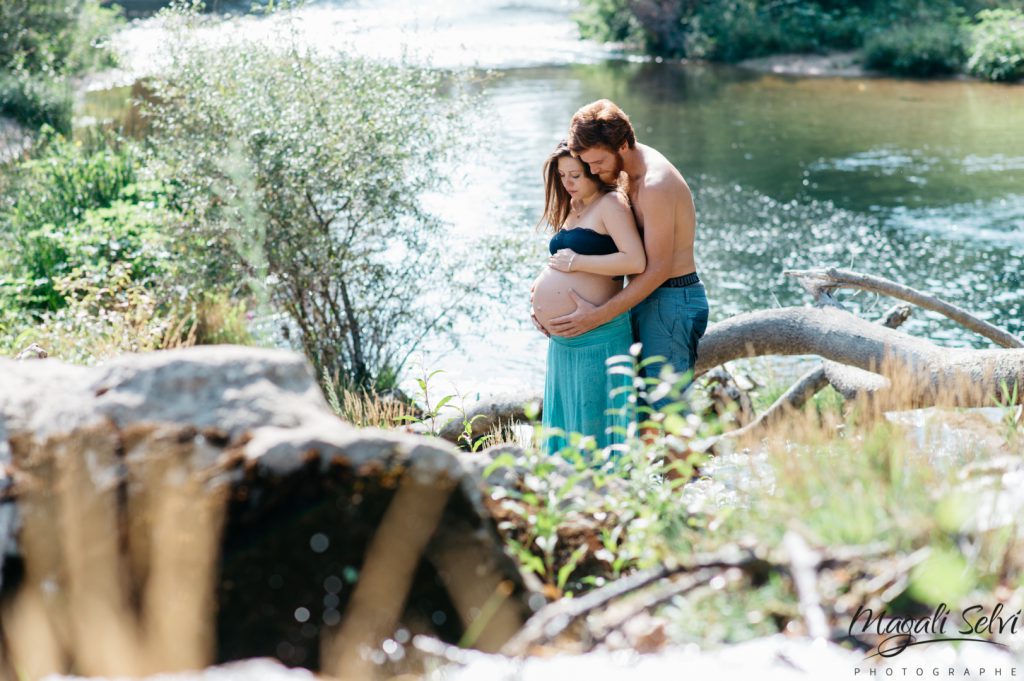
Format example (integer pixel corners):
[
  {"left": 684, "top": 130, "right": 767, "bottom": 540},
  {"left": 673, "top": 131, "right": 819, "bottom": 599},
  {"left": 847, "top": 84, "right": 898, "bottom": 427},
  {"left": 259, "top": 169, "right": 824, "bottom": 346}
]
[
  {"left": 576, "top": 2, "right": 1024, "bottom": 82},
  {"left": 737, "top": 49, "right": 1024, "bottom": 84},
  {"left": 738, "top": 50, "right": 867, "bottom": 77}
]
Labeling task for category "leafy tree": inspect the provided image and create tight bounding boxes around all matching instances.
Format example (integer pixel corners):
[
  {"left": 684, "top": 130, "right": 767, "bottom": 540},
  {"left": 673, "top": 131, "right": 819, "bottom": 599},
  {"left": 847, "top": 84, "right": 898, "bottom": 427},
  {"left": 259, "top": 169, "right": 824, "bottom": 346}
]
[{"left": 145, "top": 8, "right": 527, "bottom": 390}]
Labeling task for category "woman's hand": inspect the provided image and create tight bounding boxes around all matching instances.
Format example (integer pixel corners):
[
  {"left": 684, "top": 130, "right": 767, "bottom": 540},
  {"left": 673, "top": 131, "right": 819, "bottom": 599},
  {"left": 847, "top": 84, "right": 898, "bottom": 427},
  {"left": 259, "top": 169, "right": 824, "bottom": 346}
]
[{"left": 548, "top": 248, "right": 579, "bottom": 272}]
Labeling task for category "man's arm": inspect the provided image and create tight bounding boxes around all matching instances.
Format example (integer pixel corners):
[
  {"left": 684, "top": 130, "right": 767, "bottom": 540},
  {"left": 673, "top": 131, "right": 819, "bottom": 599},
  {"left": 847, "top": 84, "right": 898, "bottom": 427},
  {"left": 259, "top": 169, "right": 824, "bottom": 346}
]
[{"left": 546, "top": 185, "right": 677, "bottom": 337}]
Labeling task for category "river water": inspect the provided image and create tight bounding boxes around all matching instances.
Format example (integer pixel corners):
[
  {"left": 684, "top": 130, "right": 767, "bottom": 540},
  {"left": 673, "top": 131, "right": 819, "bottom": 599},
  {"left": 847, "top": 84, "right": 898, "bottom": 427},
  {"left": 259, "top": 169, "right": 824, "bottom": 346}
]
[{"left": 92, "top": 0, "right": 1024, "bottom": 400}]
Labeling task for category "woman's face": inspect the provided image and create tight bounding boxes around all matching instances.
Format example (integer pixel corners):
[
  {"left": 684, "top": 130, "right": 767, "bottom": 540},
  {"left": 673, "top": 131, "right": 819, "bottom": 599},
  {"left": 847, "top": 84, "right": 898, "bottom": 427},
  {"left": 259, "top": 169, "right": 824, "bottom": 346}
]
[{"left": 557, "top": 155, "right": 598, "bottom": 201}]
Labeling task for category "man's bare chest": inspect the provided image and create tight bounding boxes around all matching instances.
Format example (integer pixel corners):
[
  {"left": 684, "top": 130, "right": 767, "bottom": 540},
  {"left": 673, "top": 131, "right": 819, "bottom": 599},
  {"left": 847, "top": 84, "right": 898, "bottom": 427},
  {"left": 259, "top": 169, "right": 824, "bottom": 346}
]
[{"left": 628, "top": 187, "right": 646, "bottom": 231}]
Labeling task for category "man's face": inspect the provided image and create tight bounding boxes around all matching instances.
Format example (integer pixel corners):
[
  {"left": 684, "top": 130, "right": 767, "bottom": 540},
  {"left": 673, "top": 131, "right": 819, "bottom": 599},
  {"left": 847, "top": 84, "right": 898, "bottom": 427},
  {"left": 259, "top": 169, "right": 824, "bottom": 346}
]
[{"left": 578, "top": 145, "right": 624, "bottom": 184}]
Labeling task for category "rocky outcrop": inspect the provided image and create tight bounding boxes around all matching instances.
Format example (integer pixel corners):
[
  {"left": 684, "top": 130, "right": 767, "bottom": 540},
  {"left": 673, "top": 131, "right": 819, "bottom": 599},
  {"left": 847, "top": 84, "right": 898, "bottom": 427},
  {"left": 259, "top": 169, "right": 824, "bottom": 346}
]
[{"left": 0, "top": 346, "right": 531, "bottom": 679}]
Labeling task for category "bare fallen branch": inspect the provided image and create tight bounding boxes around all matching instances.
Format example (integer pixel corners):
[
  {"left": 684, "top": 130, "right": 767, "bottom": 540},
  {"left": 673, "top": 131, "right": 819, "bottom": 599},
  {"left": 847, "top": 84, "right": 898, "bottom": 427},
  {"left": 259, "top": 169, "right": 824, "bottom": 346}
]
[
  {"left": 502, "top": 540, "right": 901, "bottom": 656},
  {"left": 785, "top": 267, "right": 1024, "bottom": 349},
  {"left": 501, "top": 547, "right": 771, "bottom": 656},
  {"left": 587, "top": 568, "right": 721, "bottom": 649}
]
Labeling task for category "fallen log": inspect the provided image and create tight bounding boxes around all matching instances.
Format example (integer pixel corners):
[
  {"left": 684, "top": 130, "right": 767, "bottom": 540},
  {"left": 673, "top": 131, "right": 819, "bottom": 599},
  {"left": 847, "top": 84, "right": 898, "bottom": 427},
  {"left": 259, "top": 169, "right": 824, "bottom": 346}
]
[
  {"left": 436, "top": 393, "right": 535, "bottom": 445},
  {"left": 725, "top": 304, "right": 912, "bottom": 440},
  {"left": 695, "top": 306, "right": 1024, "bottom": 409}
]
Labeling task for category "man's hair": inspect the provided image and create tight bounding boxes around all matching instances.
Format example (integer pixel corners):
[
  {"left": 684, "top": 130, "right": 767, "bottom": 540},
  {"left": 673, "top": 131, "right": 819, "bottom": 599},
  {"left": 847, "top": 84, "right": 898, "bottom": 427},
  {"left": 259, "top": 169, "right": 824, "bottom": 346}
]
[{"left": 568, "top": 99, "right": 637, "bottom": 154}]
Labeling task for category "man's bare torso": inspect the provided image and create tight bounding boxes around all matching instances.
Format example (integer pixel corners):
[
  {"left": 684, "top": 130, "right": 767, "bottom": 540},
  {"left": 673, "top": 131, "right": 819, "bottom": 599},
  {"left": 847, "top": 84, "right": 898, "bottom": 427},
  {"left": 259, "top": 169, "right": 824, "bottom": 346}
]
[{"left": 627, "top": 143, "right": 697, "bottom": 278}]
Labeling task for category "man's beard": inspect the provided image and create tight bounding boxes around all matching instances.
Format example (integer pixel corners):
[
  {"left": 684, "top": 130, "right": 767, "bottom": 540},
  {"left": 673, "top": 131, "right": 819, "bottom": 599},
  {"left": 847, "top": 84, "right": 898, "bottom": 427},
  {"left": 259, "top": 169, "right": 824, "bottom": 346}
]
[{"left": 599, "top": 151, "right": 625, "bottom": 185}]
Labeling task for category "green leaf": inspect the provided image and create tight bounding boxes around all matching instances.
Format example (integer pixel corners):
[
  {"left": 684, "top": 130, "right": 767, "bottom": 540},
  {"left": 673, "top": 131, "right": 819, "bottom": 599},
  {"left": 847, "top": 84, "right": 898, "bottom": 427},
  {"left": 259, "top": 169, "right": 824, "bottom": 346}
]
[
  {"left": 908, "top": 548, "right": 975, "bottom": 607},
  {"left": 663, "top": 413, "right": 688, "bottom": 436},
  {"left": 557, "top": 545, "right": 589, "bottom": 591}
]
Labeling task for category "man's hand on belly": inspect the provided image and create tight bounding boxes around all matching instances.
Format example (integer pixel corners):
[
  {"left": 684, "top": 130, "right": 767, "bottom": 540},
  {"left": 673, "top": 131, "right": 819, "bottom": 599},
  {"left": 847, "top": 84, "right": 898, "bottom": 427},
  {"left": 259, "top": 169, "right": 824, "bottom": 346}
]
[{"left": 547, "top": 290, "right": 602, "bottom": 338}]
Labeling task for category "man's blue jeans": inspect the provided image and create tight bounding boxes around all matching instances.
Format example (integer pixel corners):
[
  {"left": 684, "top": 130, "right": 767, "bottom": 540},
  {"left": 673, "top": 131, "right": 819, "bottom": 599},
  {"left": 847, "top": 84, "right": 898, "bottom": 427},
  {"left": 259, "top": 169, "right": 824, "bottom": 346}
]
[{"left": 630, "top": 282, "right": 710, "bottom": 411}]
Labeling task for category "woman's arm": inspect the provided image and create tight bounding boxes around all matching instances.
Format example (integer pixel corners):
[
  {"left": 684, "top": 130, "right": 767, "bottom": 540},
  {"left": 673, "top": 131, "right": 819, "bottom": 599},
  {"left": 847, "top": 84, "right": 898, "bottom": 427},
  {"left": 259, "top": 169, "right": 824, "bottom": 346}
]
[{"left": 548, "top": 193, "right": 646, "bottom": 276}]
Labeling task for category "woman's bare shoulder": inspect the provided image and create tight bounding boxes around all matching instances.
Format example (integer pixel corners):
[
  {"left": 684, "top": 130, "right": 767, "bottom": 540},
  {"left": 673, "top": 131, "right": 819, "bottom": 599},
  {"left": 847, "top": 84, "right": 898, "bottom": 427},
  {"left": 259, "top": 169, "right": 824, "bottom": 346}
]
[{"left": 597, "top": 190, "right": 632, "bottom": 214}]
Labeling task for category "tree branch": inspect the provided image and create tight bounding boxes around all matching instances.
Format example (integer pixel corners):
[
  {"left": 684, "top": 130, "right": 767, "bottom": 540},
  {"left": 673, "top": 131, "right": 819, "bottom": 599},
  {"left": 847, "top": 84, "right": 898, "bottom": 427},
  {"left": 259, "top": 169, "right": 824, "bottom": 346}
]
[{"left": 785, "top": 267, "right": 1024, "bottom": 349}]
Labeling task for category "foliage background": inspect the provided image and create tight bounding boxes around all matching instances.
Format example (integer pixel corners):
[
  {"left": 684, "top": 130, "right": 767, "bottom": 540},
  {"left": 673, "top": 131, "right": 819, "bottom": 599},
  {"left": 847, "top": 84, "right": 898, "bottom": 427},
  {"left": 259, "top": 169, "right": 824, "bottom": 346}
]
[{"left": 575, "top": 0, "right": 1024, "bottom": 81}]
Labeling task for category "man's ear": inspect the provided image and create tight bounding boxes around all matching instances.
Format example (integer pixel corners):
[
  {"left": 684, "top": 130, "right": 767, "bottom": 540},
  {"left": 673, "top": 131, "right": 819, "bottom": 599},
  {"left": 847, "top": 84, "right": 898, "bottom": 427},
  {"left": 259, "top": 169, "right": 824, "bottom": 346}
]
[{"left": 619, "top": 141, "right": 629, "bottom": 154}]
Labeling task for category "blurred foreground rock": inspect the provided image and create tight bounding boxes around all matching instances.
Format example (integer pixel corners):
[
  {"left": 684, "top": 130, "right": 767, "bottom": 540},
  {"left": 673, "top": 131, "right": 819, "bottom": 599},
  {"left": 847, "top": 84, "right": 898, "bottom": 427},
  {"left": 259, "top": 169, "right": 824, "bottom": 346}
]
[{"left": 0, "top": 346, "right": 531, "bottom": 679}]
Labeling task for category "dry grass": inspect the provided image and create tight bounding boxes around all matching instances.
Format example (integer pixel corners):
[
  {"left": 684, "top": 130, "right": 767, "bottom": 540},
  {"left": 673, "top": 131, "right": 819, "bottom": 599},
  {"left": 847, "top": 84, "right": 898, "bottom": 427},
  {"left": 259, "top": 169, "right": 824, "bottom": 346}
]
[{"left": 328, "top": 386, "right": 417, "bottom": 429}]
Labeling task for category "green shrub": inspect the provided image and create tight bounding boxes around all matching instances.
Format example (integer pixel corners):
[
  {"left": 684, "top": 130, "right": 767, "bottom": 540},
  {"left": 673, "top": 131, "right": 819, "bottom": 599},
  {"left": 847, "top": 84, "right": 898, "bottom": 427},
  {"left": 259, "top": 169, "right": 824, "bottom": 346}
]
[
  {"left": 0, "top": 0, "right": 122, "bottom": 75},
  {"left": 1, "top": 261, "right": 192, "bottom": 363},
  {"left": 145, "top": 6, "right": 527, "bottom": 390},
  {"left": 692, "top": 2, "right": 774, "bottom": 61},
  {"left": 0, "top": 71, "right": 73, "bottom": 133},
  {"left": 574, "top": 0, "right": 644, "bottom": 44},
  {"left": 864, "top": 22, "right": 967, "bottom": 76},
  {"left": 697, "top": 2, "right": 866, "bottom": 61},
  {"left": 0, "top": 131, "right": 175, "bottom": 312},
  {"left": 0, "top": 0, "right": 122, "bottom": 130},
  {"left": 185, "top": 291, "right": 253, "bottom": 346},
  {"left": 966, "top": 8, "right": 1024, "bottom": 81}
]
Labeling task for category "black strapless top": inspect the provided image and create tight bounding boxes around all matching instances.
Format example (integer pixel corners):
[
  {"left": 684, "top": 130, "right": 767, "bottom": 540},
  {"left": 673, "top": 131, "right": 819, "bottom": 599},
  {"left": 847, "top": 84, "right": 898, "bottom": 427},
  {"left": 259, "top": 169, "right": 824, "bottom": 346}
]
[
  {"left": 548, "top": 227, "right": 622, "bottom": 280},
  {"left": 549, "top": 227, "right": 617, "bottom": 256}
]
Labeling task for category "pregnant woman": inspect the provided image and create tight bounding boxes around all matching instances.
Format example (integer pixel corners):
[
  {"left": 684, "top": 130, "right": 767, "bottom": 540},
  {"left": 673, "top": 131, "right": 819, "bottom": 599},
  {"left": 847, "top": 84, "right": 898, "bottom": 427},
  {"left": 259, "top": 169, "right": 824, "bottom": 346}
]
[{"left": 532, "top": 141, "right": 646, "bottom": 456}]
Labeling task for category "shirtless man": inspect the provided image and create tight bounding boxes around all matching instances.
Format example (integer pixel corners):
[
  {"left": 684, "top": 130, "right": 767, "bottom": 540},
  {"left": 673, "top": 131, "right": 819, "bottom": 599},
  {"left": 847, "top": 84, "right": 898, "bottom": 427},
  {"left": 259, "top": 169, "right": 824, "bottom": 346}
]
[{"left": 545, "top": 99, "right": 709, "bottom": 408}]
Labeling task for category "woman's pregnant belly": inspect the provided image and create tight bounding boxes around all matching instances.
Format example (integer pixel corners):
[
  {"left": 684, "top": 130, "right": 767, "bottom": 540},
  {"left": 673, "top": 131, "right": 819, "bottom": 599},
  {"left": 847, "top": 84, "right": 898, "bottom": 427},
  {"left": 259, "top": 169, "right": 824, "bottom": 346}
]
[{"left": 532, "top": 267, "right": 623, "bottom": 333}]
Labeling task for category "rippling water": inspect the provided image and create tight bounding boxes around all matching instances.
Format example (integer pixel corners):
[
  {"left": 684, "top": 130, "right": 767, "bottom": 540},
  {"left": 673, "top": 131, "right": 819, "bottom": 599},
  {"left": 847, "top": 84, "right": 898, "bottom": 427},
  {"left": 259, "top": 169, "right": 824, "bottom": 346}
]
[{"left": 93, "top": 1, "right": 1024, "bottom": 400}]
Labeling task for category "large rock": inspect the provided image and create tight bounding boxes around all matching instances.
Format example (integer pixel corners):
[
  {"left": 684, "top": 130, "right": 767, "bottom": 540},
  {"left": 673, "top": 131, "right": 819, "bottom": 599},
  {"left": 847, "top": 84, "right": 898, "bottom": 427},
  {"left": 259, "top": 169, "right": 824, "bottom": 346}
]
[{"left": 0, "top": 346, "right": 530, "bottom": 679}]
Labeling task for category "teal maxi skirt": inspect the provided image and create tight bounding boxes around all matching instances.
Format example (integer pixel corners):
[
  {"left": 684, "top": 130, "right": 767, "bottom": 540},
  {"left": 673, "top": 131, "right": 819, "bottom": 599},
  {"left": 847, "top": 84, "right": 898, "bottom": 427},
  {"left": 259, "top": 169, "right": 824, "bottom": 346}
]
[{"left": 542, "top": 312, "right": 636, "bottom": 456}]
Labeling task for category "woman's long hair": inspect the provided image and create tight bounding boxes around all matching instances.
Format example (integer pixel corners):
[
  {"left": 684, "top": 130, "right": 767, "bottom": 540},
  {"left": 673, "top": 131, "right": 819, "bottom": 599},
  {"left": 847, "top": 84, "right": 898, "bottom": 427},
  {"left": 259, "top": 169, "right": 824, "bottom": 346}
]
[{"left": 539, "top": 140, "right": 617, "bottom": 234}]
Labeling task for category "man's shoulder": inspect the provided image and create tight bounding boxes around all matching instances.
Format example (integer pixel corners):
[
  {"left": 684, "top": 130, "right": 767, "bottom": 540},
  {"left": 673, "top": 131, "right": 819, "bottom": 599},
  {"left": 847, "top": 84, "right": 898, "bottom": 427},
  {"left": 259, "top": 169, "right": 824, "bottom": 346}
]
[
  {"left": 638, "top": 144, "right": 687, "bottom": 190},
  {"left": 638, "top": 172, "right": 689, "bottom": 205}
]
